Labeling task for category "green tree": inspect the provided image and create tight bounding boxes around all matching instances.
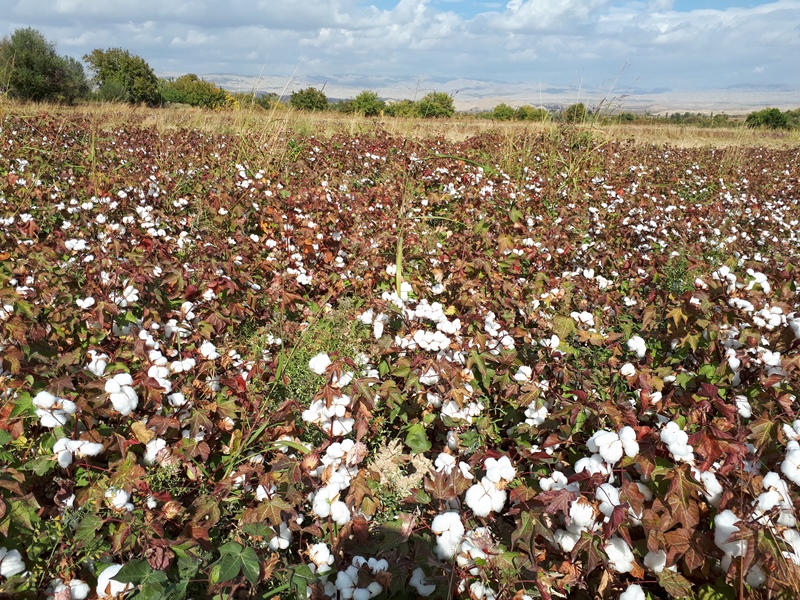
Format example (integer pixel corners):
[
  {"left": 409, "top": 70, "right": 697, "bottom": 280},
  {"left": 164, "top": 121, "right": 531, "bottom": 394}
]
[
  {"left": 745, "top": 107, "right": 790, "bottom": 129},
  {"left": 0, "top": 28, "right": 88, "bottom": 103},
  {"left": 515, "top": 105, "right": 548, "bottom": 121},
  {"left": 289, "top": 87, "right": 328, "bottom": 112},
  {"left": 416, "top": 92, "right": 455, "bottom": 118},
  {"left": 492, "top": 103, "right": 516, "bottom": 121},
  {"left": 351, "top": 90, "right": 386, "bottom": 117},
  {"left": 83, "top": 48, "right": 160, "bottom": 106},
  {"left": 385, "top": 99, "right": 418, "bottom": 118},
  {"left": 563, "top": 102, "right": 587, "bottom": 123},
  {"left": 161, "top": 74, "right": 229, "bottom": 109},
  {"left": 232, "top": 91, "right": 279, "bottom": 110}
]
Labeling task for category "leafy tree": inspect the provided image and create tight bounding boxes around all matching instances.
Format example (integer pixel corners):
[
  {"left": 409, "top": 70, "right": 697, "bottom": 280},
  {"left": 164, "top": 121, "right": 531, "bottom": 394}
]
[
  {"left": 289, "top": 87, "right": 328, "bottom": 112},
  {"left": 0, "top": 28, "right": 88, "bottom": 103},
  {"left": 161, "top": 74, "right": 229, "bottom": 109},
  {"left": 83, "top": 48, "right": 160, "bottom": 106},
  {"left": 492, "top": 103, "right": 515, "bottom": 121},
  {"left": 385, "top": 99, "right": 418, "bottom": 118},
  {"left": 416, "top": 92, "right": 455, "bottom": 118},
  {"left": 515, "top": 105, "right": 548, "bottom": 122},
  {"left": 745, "top": 107, "right": 790, "bottom": 129},
  {"left": 351, "top": 90, "right": 386, "bottom": 117},
  {"left": 563, "top": 102, "right": 587, "bottom": 123},
  {"left": 232, "top": 91, "right": 280, "bottom": 110}
]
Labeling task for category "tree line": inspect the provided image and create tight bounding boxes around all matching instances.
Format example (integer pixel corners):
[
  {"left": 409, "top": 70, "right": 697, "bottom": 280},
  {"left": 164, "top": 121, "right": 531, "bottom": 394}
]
[{"left": 1, "top": 28, "right": 797, "bottom": 128}]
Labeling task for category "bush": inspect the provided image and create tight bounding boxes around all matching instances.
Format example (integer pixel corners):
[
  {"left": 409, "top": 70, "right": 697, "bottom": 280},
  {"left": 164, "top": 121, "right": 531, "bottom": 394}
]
[
  {"left": 83, "top": 48, "right": 160, "bottom": 106},
  {"left": 161, "top": 74, "right": 229, "bottom": 109},
  {"left": 231, "top": 91, "right": 280, "bottom": 111},
  {"left": 492, "top": 103, "right": 516, "bottom": 121},
  {"left": 745, "top": 107, "right": 791, "bottom": 129},
  {"left": 416, "top": 92, "right": 455, "bottom": 118},
  {"left": 0, "top": 28, "right": 88, "bottom": 103},
  {"left": 289, "top": 87, "right": 328, "bottom": 112},
  {"left": 385, "top": 99, "right": 418, "bottom": 118},
  {"left": 351, "top": 90, "right": 386, "bottom": 117},
  {"left": 563, "top": 102, "right": 588, "bottom": 123},
  {"left": 515, "top": 105, "right": 549, "bottom": 121}
]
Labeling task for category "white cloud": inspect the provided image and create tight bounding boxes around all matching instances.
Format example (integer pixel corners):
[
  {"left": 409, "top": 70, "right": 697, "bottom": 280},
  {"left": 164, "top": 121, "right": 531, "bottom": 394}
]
[{"left": 3, "top": 0, "right": 799, "bottom": 103}]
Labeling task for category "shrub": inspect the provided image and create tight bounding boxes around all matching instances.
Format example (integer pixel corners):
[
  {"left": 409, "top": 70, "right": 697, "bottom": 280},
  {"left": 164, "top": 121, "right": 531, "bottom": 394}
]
[
  {"left": 385, "top": 99, "right": 418, "bottom": 117},
  {"left": 351, "top": 90, "right": 386, "bottom": 117},
  {"left": 745, "top": 107, "right": 791, "bottom": 129},
  {"left": 0, "top": 28, "right": 88, "bottom": 103},
  {"left": 492, "top": 103, "right": 516, "bottom": 121},
  {"left": 161, "top": 74, "right": 229, "bottom": 109},
  {"left": 563, "top": 102, "right": 588, "bottom": 123},
  {"left": 289, "top": 87, "right": 328, "bottom": 112},
  {"left": 515, "top": 105, "right": 549, "bottom": 121},
  {"left": 416, "top": 92, "right": 455, "bottom": 118}
]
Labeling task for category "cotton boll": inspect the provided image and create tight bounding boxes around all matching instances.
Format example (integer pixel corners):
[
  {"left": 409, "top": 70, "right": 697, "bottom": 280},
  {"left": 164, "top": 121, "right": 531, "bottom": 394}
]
[
  {"left": 68, "top": 579, "right": 91, "bottom": 600},
  {"left": 308, "top": 353, "right": 332, "bottom": 375},
  {"left": 627, "top": 335, "right": 647, "bottom": 358},
  {"left": 568, "top": 498, "right": 597, "bottom": 533},
  {"left": 352, "top": 589, "right": 371, "bottom": 600},
  {"left": 604, "top": 536, "right": 636, "bottom": 573},
  {"left": 644, "top": 549, "right": 667, "bottom": 573},
  {"left": 330, "top": 501, "right": 351, "bottom": 525},
  {"left": 465, "top": 478, "right": 506, "bottom": 517},
  {"left": 714, "top": 510, "right": 746, "bottom": 557},
  {"left": 367, "top": 581, "right": 383, "bottom": 597},
  {"left": 619, "top": 584, "right": 646, "bottom": 600},
  {"left": 781, "top": 447, "right": 800, "bottom": 487},
  {"left": 105, "top": 487, "right": 134, "bottom": 512},
  {"left": 747, "top": 563, "right": 767, "bottom": 588},
  {"left": 588, "top": 430, "right": 624, "bottom": 464},
  {"left": 620, "top": 362, "right": 636, "bottom": 377},
  {"left": 144, "top": 438, "right": 168, "bottom": 465},
  {"left": 554, "top": 529, "right": 581, "bottom": 552},
  {"left": 484, "top": 456, "right": 516, "bottom": 484},
  {"left": 514, "top": 365, "right": 532, "bottom": 383},
  {"left": 619, "top": 426, "right": 639, "bottom": 457},
  {"left": 0, "top": 547, "right": 25, "bottom": 578},
  {"left": 96, "top": 564, "right": 133, "bottom": 598},
  {"left": 596, "top": 483, "right": 621, "bottom": 518},
  {"left": 409, "top": 567, "right": 436, "bottom": 596}
]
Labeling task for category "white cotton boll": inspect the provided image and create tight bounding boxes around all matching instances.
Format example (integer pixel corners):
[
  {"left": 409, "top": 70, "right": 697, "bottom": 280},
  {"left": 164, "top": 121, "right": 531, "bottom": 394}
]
[
  {"left": 53, "top": 438, "right": 74, "bottom": 468},
  {"left": 514, "top": 365, "right": 532, "bottom": 383},
  {"left": 568, "top": 498, "right": 596, "bottom": 532},
  {"left": 352, "top": 589, "right": 370, "bottom": 600},
  {"left": 308, "top": 542, "right": 333, "bottom": 568},
  {"left": 484, "top": 456, "right": 516, "bottom": 483},
  {"left": 68, "top": 579, "right": 91, "bottom": 600},
  {"left": 620, "top": 362, "right": 636, "bottom": 377},
  {"left": 693, "top": 469, "right": 723, "bottom": 508},
  {"left": 524, "top": 403, "right": 549, "bottom": 427},
  {"left": 105, "top": 487, "right": 133, "bottom": 511},
  {"left": 368, "top": 558, "right": 388, "bottom": 573},
  {"left": 554, "top": 529, "right": 581, "bottom": 552},
  {"left": 199, "top": 341, "right": 220, "bottom": 360},
  {"left": 86, "top": 350, "right": 109, "bottom": 377},
  {"left": 627, "top": 335, "right": 647, "bottom": 358},
  {"left": 540, "top": 471, "right": 579, "bottom": 492},
  {"left": 431, "top": 512, "right": 464, "bottom": 537},
  {"left": 96, "top": 564, "right": 133, "bottom": 598},
  {"left": 330, "top": 501, "right": 351, "bottom": 525},
  {"left": 409, "top": 567, "right": 436, "bottom": 596},
  {"left": 367, "top": 581, "right": 383, "bottom": 597},
  {"left": 268, "top": 522, "right": 292, "bottom": 551},
  {"left": 604, "top": 536, "right": 636, "bottom": 573},
  {"left": 619, "top": 584, "right": 646, "bottom": 600},
  {"left": 0, "top": 547, "right": 26, "bottom": 578},
  {"left": 714, "top": 510, "right": 746, "bottom": 557},
  {"left": 308, "top": 353, "right": 332, "bottom": 375},
  {"left": 574, "top": 454, "right": 612, "bottom": 478},
  {"left": 746, "top": 563, "right": 767, "bottom": 588},
  {"left": 735, "top": 395, "right": 752, "bottom": 419},
  {"left": 465, "top": 478, "right": 506, "bottom": 517},
  {"left": 596, "top": 483, "right": 621, "bottom": 518},
  {"left": 588, "top": 430, "right": 624, "bottom": 464},
  {"left": 144, "top": 438, "right": 168, "bottom": 465},
  {"left": 644, "top": 549, "right": 667, "bottom": 573},
  {"left": 781, "top": 447, "right": 800, "bottom": 487},
  {"left": 619, "top": 426, "right": 639, "bottom": 457},
  {"left": 33, "top": 390, "right": 57, "bottom": 409}
]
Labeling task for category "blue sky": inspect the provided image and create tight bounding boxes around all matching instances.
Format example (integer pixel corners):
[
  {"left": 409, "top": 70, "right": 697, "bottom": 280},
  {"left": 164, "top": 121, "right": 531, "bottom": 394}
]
[{"left": 3, "top": 0, "right": 799, "bottom": 99}]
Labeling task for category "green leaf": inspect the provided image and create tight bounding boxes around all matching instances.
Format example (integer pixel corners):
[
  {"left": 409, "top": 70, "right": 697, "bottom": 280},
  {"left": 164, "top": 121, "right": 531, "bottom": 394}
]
[
  {"left": 115, "top": 559, "right": 167, "bottom": 585},
  {"left": 405, "top": 422, "right": 431, "bottom": 454},
  {"left": 75, "top": 514, "right": 104, "bottom": 548},
  {"left": 240, "top": 546, "right": 261, "bottom": 586},
  {"left": 218, "top": 541, "right": 244, "bottom": 556},
  {"left": 216, "top": 553, "right": 241, "bottom": 583},
  {"left": 0, "top": 430, "right": 12, "bottom": 446},
  {"left": 696, "top": 578, "right": 735, "bottom": 600},
  {"left": 242, "top": 522, "right": 274, "bottom": 538}
]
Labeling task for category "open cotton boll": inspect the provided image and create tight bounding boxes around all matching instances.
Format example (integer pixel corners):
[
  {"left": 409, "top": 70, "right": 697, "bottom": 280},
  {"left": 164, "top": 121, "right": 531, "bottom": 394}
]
[
  {"left": 465, "top": 478, "right": 507, "bottom": 517},
  {"left": 619, "top": 584, "right": 646, "bottom": 600},
  {"left": 484, "top": 456, "right": 516, "bottom": 484},
  {"left": 781, "top": 445, "right": 800, "bottom": 487},
  {"left": 513, "top": 365, "right": 532, "bottom": 383},
  {"left": 627, "top": 335, "right": 647, "bottom": 358},
  {"left": 199, "top": 341, "right": 220, "bottom": 360},
  {"left": 714, "top": 510, "right": 746, "bottom": 557},
  {"left": 553, "top": 528, "right": 581, "bottom": 552},
  {"left": 0, "top": 547, "right": 25, "bottom": 578},
  {"left": 105, "top": 487, "right": 134, "bottom": 512},
  {"left": 409, "top": 567, "right": 436, "bottom": 596},
  {"left": 644, "top": 549, "right": 667, "bottom": 573},
  {"left": 96, "top": 564, "right": 133, "bottom": 598},
  {"left": 604, "top": 536, "right": 637, "bottom": 573},
  {"left": 619, "top": 362, "right": 636, "bottom": 377},
  {"left": 51, "top": 578, "right": 91, "bottom": 600},
  {"left": 329, "top": 500, "right": 351, "bottom": 526},
  {"left": 308, "top": 353, "right": 332, "bottom": 375},
  {"left": 596, "top": 483, "right": 621, "bottom": 518},
  {"left": 568, "top": 498, "right": 597, "bottom": 533},
  {"left": 86, "top": 349, "right": 109, "bottom": 377},
  {"left": 587, "top": 430, "right": 624, "bottom": 464},
  {"left": 144, "top": 438, "right": 168, "bottom": 465}
]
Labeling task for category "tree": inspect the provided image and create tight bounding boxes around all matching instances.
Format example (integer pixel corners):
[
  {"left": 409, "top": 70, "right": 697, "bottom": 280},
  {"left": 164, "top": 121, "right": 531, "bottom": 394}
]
[
  {"left": 563, "top": 102, "right": 587, "bottom": 123},
  {"left": 83, "top": 48, "right": 160, "bottom": 106},
  {"left": 0, "top": 28, "right": 88, "bottom": 103},
  {"left": 351, "top": 90, "right": 385, "bottom": 117},
  {"left": 492, "top": 103, "right": 515, "bottom": 121},
  {"left": 416, "top": 92, "right": 455, "bottom": 118},
  {"left": 515, "top": 105, "right": 548, "bottom": 122},
  {"left": 289, "top": 87, "right": 328, "bottom": 112},
  {"left": 161, "top": 74, "right": 229, "bottom": 109},
  {"left": 745, "top": 107, "right": 790, "bottom": 129}
]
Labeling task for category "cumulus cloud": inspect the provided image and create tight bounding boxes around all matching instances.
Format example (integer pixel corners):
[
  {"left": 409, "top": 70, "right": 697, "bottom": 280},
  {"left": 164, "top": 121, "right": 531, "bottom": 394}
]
[{"left": 3, "top": 0, "right": 798, "bottom": 98}]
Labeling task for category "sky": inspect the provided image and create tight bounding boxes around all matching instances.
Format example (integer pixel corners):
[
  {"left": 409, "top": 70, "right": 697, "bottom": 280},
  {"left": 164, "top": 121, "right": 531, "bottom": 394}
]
[{"left": 3, "top": 0, "right": 800, "bottom": 101}]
